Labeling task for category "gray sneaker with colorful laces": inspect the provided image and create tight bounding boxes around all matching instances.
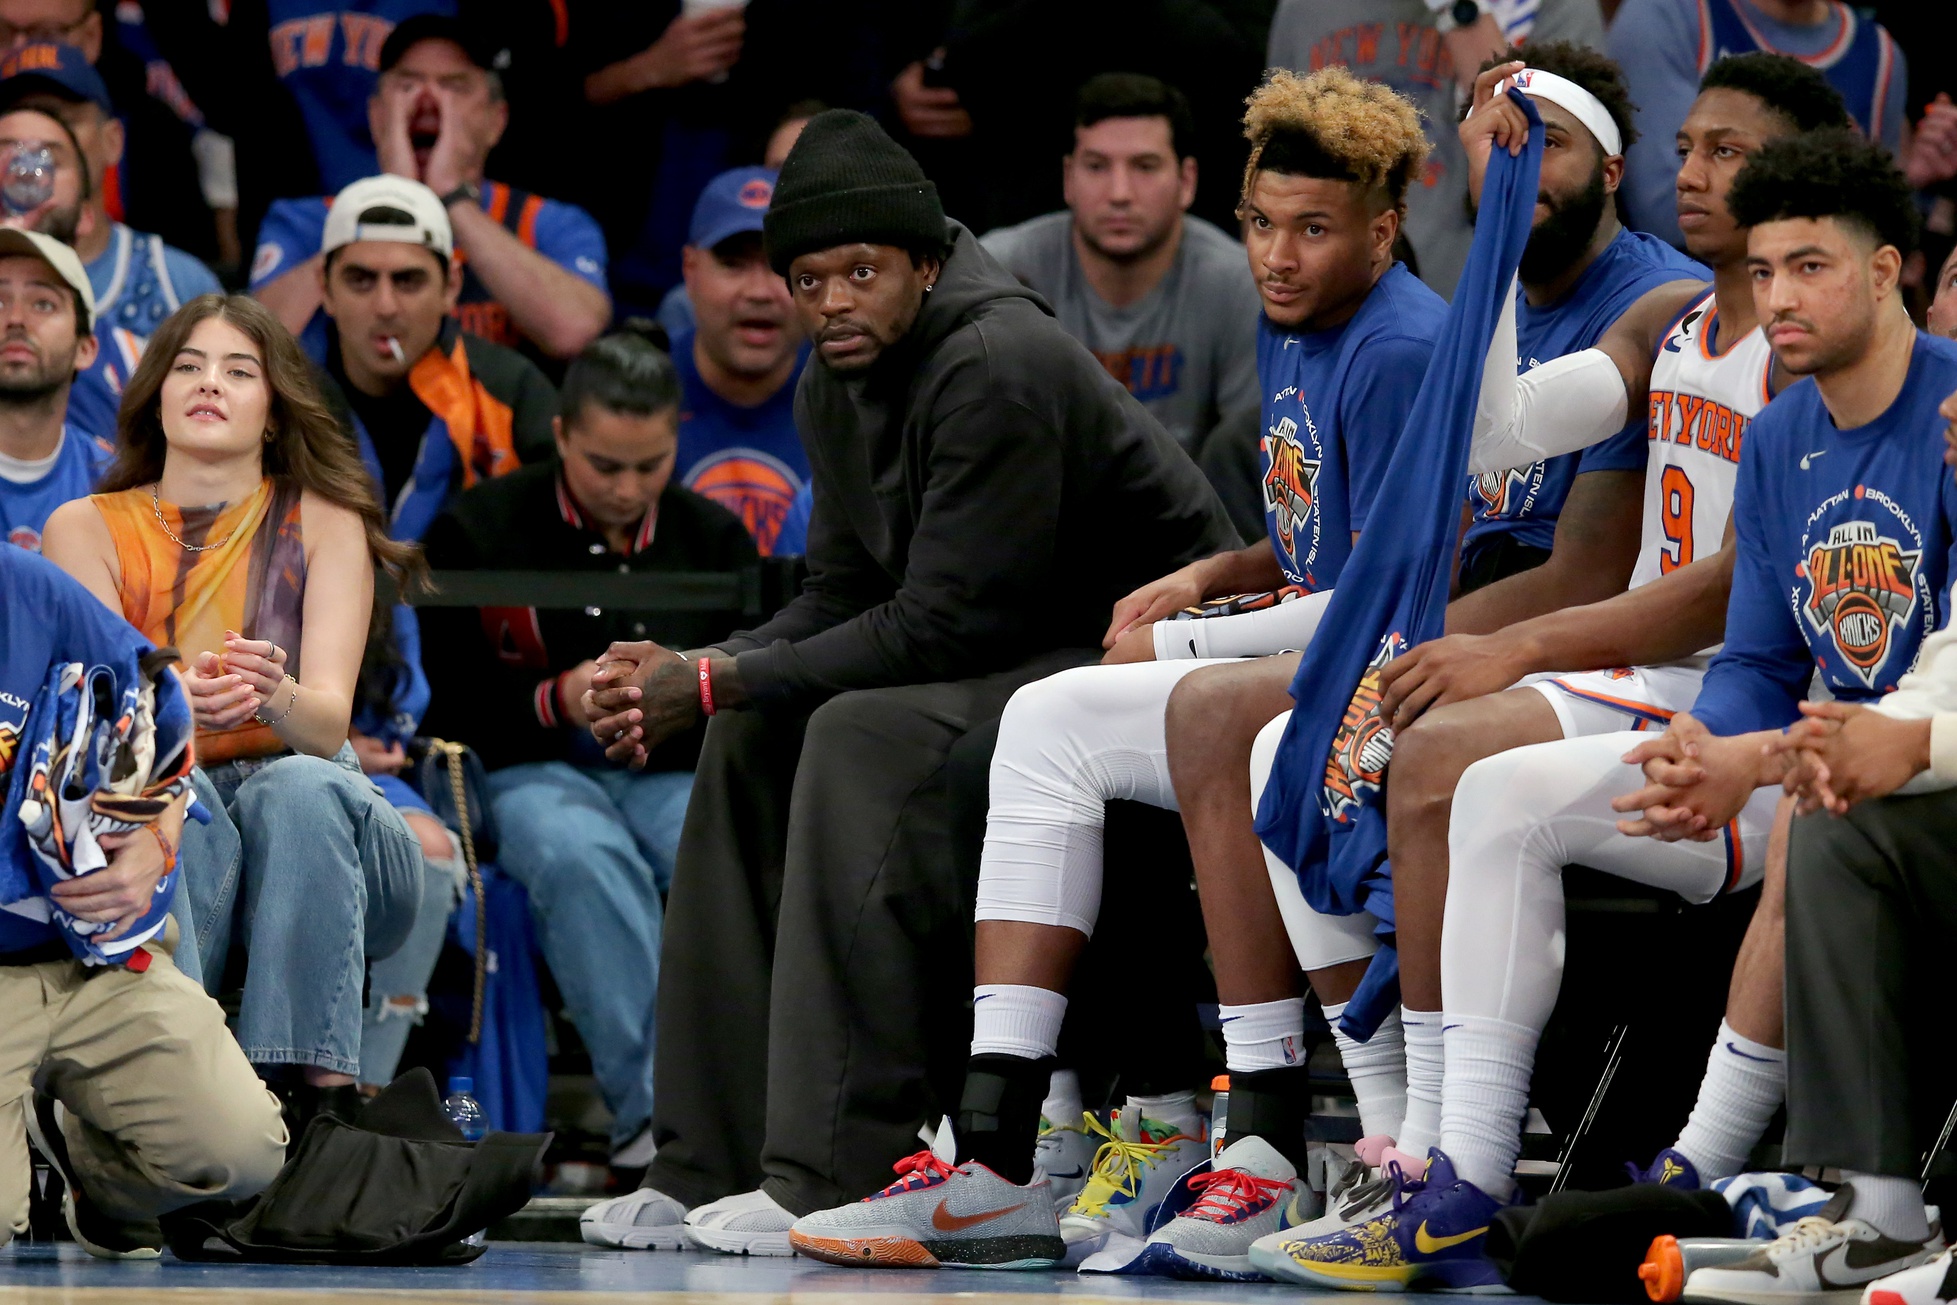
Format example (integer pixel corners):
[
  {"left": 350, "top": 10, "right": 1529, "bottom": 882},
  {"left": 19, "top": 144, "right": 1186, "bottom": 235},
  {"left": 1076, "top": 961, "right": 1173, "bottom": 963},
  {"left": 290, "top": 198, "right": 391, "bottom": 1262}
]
[{"left": 789, "top": 1125, "right": 1064, "bottom": 1270}]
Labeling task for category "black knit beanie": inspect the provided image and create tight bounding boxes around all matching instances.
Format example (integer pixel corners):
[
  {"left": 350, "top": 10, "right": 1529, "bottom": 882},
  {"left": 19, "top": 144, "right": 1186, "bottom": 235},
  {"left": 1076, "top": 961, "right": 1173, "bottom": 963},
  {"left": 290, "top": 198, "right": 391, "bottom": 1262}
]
[{"left": 763, "top": 109, "right": 947, "bottom": 275}]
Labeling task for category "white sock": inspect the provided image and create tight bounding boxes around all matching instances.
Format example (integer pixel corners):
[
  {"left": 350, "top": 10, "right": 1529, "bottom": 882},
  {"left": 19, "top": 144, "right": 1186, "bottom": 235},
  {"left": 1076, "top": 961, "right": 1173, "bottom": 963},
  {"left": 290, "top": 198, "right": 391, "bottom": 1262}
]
[
  {"left": 1439, "top": 1014, "right": 1535, "bottom": 1197},
  {"left": 1326, "top": 1001, "right": 1407, "bottom": 1142},
  {"left": 1220, "top": 997, "right": 1308, "bottom": 1071},
  {"left": 1672, "top": 1020, "right": 1785, "bottom": 1181},
  {"left": 1398, "top": 1008, "right": 1443, "bottom": 1158},
  {"left": 1042, "top": 1068, "right": 1082, "bottom": 1128},
  {"left": 1844, "top": 1173, "right": 1932, "bottom": 1242},
  {"left": 1126, "top": 1090, "right": 1201, "bottom": 1138},
  {"left": 971, "top": 984, "right": 1067, "bottom": 1060}
]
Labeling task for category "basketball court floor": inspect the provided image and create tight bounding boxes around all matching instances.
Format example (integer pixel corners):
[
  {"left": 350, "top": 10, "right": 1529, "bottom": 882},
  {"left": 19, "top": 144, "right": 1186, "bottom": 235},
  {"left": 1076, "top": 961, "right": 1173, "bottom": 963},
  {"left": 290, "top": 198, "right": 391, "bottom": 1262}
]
[{"left": 0, "top": 1240, "right": 1528, "bottom": 1304}]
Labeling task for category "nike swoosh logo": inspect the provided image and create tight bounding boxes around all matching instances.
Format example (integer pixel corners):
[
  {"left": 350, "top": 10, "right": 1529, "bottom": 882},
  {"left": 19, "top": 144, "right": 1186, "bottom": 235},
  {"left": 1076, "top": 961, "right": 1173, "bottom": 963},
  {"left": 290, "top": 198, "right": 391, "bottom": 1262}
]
[
  {"left": 1045, "top": 1167, "right": 1084, "bottom": 1180},
  {"left": 1414, "top": 1221, "right": 1488, "bottom": 1254},
  {"left": 1724, "top": 1040, "right": 1778, "bottom": 1063},
  {"left": 1800, "top": 449, "right": 1828, "bottom": 469},
  {"left": 931, "top": 1198, "right": 1027, "bottom": 1232}
]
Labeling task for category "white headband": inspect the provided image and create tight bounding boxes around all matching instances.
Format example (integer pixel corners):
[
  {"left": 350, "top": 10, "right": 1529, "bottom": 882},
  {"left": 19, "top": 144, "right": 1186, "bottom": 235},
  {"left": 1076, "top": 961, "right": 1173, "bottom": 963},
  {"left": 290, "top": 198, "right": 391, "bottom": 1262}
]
[{"left": 1499, "top": 67, "right": 1623, "bottom": 158}]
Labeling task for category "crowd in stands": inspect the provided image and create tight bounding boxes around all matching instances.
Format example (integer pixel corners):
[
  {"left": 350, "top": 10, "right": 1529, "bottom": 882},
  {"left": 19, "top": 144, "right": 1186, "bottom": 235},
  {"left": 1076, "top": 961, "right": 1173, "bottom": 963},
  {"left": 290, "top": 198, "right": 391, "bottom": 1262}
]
[{"left": 3, "top": 0, "right": 1957, "bottom": 1297}]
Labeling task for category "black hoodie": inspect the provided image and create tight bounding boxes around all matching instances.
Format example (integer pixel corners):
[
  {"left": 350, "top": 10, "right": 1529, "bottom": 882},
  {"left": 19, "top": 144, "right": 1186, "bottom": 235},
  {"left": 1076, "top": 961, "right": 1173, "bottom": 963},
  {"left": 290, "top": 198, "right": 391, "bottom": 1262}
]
[{"left": 719, "top": 223, "right": 1240, "bottom": 706}]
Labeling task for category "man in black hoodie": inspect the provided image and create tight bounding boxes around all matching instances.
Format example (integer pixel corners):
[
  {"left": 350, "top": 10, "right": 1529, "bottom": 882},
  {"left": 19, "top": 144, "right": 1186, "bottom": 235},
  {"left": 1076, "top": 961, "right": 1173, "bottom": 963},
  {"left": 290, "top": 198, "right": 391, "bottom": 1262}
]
[{"left": 577, "top": 110, "right": 1238, "bottom": 1253}]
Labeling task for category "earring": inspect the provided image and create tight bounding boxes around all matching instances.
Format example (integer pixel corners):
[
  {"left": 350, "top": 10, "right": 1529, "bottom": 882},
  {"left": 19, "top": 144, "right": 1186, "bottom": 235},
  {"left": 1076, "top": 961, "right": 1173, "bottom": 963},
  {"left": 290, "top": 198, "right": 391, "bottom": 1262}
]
[{"left": 263, "top": 429, "right": 275, "bottom": 443}]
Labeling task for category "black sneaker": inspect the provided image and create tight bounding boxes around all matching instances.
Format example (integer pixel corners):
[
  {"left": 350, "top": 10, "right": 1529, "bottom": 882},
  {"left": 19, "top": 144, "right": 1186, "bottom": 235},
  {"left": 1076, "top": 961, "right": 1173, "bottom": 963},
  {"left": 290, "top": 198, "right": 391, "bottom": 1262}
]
[{"left": 22, "top": 1090, "right": 163, "bottom": 1258}]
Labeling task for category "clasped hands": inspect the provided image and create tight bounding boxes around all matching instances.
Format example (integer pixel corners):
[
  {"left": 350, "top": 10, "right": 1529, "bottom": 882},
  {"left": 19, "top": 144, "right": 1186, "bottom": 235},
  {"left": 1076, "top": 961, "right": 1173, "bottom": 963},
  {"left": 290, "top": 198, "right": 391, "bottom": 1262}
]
[
  {"left": 582, "top": 641, "right": 746, "bottom": 769},
  {"left": 1611, "top": 703, "right": 1932, "bottom": 841}
]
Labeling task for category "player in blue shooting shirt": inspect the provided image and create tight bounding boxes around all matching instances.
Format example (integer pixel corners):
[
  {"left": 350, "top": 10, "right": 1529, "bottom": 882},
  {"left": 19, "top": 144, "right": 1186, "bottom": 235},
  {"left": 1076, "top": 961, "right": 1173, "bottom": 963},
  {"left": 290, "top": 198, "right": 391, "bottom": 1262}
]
[{"left": 0, "top": 545, "right": 285, "bottom": 1259}]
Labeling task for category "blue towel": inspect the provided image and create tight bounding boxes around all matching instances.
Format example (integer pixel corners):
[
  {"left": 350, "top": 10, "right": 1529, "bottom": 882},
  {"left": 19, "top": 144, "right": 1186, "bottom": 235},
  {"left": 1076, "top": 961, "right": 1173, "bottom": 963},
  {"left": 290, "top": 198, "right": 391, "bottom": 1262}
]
[
  {"left": 1253, "top": 92, "right": 1546, "bottom": 1040},
  {"left": 5, "top": 653, "right": 199, "bottom": 966}
]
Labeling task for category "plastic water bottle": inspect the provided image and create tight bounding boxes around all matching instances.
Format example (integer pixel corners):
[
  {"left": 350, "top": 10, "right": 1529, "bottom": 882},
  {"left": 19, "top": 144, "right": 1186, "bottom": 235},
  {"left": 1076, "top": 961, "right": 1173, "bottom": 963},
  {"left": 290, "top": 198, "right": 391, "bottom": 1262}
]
[
  {"left": 1, "top": 144, "right": 54, "bottom": 217},
  {"left": 443, "top": 1077, "right": 488, "bottom": 1246},
  {"left": 1209, "top": 1074, "right": 1229, "bottom": 1160}
]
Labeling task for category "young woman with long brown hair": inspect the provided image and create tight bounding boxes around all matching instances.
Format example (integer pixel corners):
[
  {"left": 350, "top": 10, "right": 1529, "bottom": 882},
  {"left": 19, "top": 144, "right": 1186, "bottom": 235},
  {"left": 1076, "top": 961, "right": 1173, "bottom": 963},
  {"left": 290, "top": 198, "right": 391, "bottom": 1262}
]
[{"left": 43, "top": 293, "right": 425, "bottom": 1128}]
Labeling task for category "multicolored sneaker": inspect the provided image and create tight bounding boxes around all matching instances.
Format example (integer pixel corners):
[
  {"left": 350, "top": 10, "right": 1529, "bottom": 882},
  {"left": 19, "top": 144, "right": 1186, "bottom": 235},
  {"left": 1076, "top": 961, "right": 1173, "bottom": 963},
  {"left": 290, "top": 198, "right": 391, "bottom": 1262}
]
[
  {"left": 788, "top": 1125, "right": 1063, "bottom": 1270},
  {"left": 1034, "top": 1112, "right": 1097, "bottom": 1214},
  {"left": 1124, "top": 1134, "right": 1313, "bottom": 1281},
  {"left": 1254, "top": 1146, "right": 1424, "bottom": 1273},
  {"left": 1252, "top": 1147, "right": 1508, "bottom": 1292},
  {"left": 1682, "top": 1187, "right": 1944, "bottom": 1305},
  {"left": 1060, "top": 1108, "right": 1208, "bottom": 1266},
  {"left": 1866, "top": 1249, "right": 1957, "bottom": 1305},
  {"left": 1629, "top": 1147, "right": 1703, "bottom": 1190}
]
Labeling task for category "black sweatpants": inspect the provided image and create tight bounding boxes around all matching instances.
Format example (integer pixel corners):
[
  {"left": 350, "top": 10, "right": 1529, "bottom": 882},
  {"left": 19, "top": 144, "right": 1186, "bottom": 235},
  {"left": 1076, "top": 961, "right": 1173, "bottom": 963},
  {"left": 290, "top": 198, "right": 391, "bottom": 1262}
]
[
  {"left": 1784, "top": 787, "right": 1957, "bottom": 1176},
  {"left": 643, "top": 648, "right": 1094, "bottom": 1214}
]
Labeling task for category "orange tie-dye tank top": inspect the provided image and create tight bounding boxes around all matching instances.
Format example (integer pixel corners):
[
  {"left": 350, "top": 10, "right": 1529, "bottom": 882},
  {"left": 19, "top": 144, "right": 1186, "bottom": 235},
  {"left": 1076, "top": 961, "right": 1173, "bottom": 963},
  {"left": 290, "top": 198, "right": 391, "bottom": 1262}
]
[{"left": 93, "top": 478, "right": 308, "bottom": 764}]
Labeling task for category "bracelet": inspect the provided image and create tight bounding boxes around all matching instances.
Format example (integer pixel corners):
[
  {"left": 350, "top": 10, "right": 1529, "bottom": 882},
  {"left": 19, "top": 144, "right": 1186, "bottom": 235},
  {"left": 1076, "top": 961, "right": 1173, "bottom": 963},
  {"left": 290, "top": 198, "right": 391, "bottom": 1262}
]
[
  {"left": 697, "top": 657, "right": 716, "bottom": 716},
  {"left": 144, "top": 823, "right": 177, "bottom": 875},
  {"left": 254, "top": 674, "right": 299, "bottom": 726}
]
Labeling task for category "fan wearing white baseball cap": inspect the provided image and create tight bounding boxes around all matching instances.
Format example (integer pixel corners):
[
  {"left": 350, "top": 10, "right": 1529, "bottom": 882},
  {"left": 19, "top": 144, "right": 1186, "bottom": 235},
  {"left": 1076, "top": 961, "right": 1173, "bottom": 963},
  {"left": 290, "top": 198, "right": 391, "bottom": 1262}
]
[
  {"left": 0, "top": 225, "right": 106, "bottom": 554},
  {"left": 312, "top": 173, "right": 555, "bottom": 547}
]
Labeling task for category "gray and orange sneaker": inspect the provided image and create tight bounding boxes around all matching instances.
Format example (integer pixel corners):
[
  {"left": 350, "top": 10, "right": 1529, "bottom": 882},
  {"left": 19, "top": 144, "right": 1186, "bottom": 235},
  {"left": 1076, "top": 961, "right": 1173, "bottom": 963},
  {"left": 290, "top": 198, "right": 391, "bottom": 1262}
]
[{"left": 789, "top": 1125, "right": 1063, "bottom": 1270}]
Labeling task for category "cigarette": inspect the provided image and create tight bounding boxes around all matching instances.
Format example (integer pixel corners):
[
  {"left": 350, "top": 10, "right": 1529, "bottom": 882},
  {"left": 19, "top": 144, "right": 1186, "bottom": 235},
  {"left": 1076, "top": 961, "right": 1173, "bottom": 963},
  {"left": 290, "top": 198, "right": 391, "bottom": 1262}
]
[{"left": 383, "top": 336, "right": 404, "bottom": 364}]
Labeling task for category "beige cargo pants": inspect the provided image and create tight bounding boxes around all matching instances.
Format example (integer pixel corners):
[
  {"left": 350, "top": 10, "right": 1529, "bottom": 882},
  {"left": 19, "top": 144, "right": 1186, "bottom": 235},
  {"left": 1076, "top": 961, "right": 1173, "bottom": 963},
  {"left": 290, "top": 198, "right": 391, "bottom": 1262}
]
[{"left": 0, "top": 921, "right": 287, "bottom": 1241}]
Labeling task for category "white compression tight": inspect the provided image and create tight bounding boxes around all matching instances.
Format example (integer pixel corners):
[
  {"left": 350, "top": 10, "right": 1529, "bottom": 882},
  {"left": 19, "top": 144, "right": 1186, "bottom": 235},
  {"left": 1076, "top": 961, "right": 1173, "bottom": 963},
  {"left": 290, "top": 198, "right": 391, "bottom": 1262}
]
[
  {"left": 1437, "top": 729, "right": 1777, "bottom": 1194},
  {"left": 973, "top": 658, "right": 1230, "bottom": 935},
  {"left": 973, "top": 594, "right": 1334, "bottom": 938}
]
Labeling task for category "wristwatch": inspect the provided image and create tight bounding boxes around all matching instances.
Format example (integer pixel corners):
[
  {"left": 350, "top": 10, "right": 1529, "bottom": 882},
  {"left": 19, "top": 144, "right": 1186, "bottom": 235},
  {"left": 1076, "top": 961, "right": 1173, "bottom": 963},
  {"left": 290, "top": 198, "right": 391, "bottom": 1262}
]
[
  {"left": 439, "top": 181, "right": 482, "bottom": 209},
  {"left": 1431, "top": 0, "right": 1482, "bottom": 32}
]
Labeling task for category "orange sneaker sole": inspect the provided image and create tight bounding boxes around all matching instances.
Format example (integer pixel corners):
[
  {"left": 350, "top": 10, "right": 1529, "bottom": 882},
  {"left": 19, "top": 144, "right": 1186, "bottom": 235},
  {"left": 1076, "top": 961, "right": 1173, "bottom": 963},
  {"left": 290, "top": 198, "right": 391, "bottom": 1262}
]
[{"left": 789, "top": 1230, "right": 940, "bottom": 1268}]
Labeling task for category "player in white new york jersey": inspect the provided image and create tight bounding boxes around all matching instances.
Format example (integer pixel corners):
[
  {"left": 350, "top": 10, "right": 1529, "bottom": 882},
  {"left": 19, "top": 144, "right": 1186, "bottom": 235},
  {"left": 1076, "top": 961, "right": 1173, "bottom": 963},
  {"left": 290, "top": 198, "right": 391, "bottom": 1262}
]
[{"left": 1242, "top": 59, "right": 1860, "bottom": 1290}]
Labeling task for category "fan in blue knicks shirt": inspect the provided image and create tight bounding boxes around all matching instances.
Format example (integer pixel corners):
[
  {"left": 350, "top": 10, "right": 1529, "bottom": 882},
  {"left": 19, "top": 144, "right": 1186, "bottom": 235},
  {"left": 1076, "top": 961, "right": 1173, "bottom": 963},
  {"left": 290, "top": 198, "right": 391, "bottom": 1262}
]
[
  {"left": 0, "top": 229, "right": 110, "bottom": 554},
  {"left": 1614, "top": 132, "right": 1957, "bottom": 842}
]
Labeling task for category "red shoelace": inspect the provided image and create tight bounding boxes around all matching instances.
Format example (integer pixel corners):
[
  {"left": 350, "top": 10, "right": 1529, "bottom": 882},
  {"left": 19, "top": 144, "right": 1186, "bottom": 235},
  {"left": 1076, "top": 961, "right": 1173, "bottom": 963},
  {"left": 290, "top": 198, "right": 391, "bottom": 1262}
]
[
  {"left": 1183, "top": 1166, "right": 1294, "bottom": 1221},
  {"left": 871, "top": 1148, "right": 958, "bottom": 1199}
]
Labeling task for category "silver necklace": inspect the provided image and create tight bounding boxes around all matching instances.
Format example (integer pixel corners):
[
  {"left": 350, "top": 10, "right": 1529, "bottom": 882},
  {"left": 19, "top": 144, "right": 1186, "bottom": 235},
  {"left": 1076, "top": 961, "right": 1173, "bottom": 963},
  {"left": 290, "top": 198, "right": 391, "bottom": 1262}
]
[{"left": 150, "top": 484, "right": 236, "bottom": 553}]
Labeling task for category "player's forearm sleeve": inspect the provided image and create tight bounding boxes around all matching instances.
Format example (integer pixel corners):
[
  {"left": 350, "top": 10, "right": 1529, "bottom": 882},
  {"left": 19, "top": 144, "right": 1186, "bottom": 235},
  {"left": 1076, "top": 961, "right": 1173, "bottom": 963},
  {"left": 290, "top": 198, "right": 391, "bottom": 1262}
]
[
  {"left": 1152, "top": 588, "right": 1334, "bottom": 660},
  {"left": 1469, "top": 344, "right": 1630, "bottom": 476}
]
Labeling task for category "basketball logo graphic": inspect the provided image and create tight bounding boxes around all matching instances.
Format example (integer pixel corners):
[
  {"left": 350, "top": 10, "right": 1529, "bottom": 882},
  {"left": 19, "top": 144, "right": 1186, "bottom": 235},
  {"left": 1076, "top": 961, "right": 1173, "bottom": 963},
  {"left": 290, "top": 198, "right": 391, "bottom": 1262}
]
[
  {"left": 1262, "top": 416, "right": 1319, "bottom": 577},
  {"left": 1321, "top": 631, "right": 1406, "bottom": 823},
  {"left": 1800, "top": 518, "right": 1920, "bottom": 688}
]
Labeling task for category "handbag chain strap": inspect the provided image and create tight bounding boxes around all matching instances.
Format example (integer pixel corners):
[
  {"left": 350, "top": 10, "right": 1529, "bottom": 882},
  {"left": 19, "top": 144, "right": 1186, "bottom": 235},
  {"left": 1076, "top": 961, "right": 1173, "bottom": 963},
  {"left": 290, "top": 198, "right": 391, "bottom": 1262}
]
[{"left": 428, "top": 740, "right": 488, "bottom": 1046}]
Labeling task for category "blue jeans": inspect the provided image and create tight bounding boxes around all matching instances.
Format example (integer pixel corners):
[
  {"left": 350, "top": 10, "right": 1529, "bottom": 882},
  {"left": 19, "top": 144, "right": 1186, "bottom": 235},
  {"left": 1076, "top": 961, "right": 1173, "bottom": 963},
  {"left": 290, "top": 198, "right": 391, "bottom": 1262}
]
[
  {"left": 488, "top": 762, "right": 689, "bottom": 1146},
  {"left": 172, "top": 745, "right": 423, "bottom": 1077}
]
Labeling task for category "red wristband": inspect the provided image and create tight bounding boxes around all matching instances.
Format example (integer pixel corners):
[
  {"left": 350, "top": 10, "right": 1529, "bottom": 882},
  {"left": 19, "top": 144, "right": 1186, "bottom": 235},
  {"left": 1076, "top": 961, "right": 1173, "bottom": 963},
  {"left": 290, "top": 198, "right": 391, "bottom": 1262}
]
[{"left": 697, "top": 656, "right": 716, "bottom": 716}]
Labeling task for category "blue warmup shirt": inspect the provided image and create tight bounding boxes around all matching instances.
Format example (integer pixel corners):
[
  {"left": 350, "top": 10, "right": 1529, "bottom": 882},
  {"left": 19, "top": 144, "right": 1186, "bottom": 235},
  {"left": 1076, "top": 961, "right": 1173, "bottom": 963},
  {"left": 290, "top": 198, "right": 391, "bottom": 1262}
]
[
  {"left": 0, "top": 425, "right": 113, "bottom": 552},
  {"left": 73, "top": 225, "right": 223, "bottom": 441},
  {"left": 1691, "top": 333, "right": 1957, "bottom": 736},
  {"left": 1462, "top": 228, "right": 1708, "bottom": 565},
  {"left": 265, "top": 0, "right": 456, "bottom": 192},
  {"left": 674, "top": 328, "right": 811, "bottom": 557},
  {"left": 251, "top": 188, "right": 610, "bottom": 362},
  {"left": 1256, "top": 92, "right": 1545, "bottom": 1040},
  {"left": 1257, "top": 263, "right": 1447, "bottom": 591},
  {"left": 0, "top": 548, "right": 161, "bottom": 957}
]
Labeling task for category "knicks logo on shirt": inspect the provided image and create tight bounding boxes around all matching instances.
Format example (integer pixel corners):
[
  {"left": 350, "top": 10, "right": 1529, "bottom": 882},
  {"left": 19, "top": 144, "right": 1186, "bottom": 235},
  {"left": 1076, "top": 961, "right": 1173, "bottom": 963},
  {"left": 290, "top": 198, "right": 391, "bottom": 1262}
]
[
  {"left": 0, "top": 720, "right": 17, "bottom": 777},
  {"left": 7, "top": 524, "right": 42, "bottom": 552},
  {"left": 1799, "top": 518, "right": 1920, "bottom": 688},
  {"left": 1471, "top": 463, "right": 1540, "bottom": 519},
  {"left": 1321, "top": 632, "right": 1404, "bottom": 824},
  {"left": 684, "top": 449, "right": 802, "bottom": 557},
  {"left": 1262, "top": 416, "right": 1320, "bottom": 579}
]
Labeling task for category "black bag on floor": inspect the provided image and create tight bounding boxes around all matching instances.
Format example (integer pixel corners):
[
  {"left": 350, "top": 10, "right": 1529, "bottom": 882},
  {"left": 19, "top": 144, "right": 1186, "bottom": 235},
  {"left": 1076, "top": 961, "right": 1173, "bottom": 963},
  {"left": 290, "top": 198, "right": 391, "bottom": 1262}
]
[
  {"left": 161, "top": 1068, "right": 550, "bottom": 1265},
  {"left": 1487, "top": 1185, "right": 1736, "bottom": 1302}
]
